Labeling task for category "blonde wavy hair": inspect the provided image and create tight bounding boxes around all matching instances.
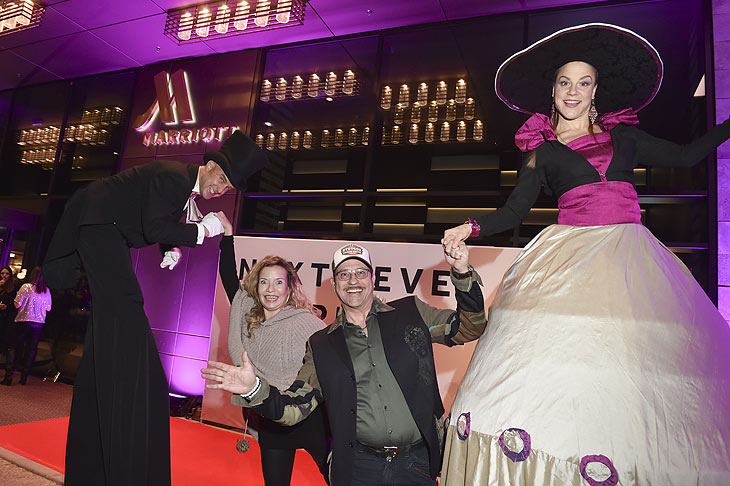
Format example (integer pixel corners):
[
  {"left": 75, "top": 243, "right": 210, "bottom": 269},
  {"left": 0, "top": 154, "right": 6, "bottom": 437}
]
[{"left": 242, "top": 256, "right": 312, "bottom": 337}]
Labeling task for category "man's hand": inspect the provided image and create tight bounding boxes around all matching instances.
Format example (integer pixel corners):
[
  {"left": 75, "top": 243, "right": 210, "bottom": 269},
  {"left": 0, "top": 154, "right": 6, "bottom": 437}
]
[
  {"left": 444, "top": 240, "right": 470, "bottom": 274},
  {"left": 0, "top": 303, "right": 6, "bottom": 311},
  {"left": 201, "top": 212, "right": 224, "bottom": 238},
  {"left": 216, "top": 211, "right": 233, "bottom": 236},
  {"left": 160, "top": 247, "right": 183, "bottom": 270},
  {"left": 201, "top": 351, "right": 258, "bottom": 395}
]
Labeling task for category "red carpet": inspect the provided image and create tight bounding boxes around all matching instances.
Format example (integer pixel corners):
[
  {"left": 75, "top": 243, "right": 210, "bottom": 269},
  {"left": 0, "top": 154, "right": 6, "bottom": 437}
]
[{"left": 0, "top": 416, "right": 327, "bottom": 485}]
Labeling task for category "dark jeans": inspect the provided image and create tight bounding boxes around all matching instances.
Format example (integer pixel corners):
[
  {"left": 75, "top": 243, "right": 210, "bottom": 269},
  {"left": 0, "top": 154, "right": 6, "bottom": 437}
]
[
  {"left": 6, "top": 322, "right": 43, "bottom": 375},
  {"left": 0, "top": 315, "right": 14, "bottom": 360},
  {"left": 349, "top": 443, "right": 436, "bottom": 486}
]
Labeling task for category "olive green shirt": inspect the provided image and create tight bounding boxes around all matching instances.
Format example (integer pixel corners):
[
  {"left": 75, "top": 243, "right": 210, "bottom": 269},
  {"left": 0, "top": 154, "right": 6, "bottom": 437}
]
[{"left": 341, "top": 301, "right": 422, "bottom": 447}]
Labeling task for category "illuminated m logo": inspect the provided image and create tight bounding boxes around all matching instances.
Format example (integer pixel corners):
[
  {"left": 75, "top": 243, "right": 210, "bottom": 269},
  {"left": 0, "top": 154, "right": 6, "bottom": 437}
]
[{"left": 133, "top": 70, "right": 195, "bottom": 131}]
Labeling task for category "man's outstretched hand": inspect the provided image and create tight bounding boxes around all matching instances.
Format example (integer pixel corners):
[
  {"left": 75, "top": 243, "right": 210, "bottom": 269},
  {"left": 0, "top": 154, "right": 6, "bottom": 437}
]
[
  {"left": 201, "top": 352, "right": 258, "bottom": 395},
  {"left": 443, "top": 240, "right": 470, "bottom": 274}
]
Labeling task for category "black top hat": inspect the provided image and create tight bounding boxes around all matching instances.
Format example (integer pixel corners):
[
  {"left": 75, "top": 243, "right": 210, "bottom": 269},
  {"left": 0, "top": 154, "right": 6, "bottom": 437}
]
[
  {"left": 204, "top": 131, "right": 268, "bottom": 191},
  {"left": 495, "top": 23, "right": 663, "bottom": 115}
]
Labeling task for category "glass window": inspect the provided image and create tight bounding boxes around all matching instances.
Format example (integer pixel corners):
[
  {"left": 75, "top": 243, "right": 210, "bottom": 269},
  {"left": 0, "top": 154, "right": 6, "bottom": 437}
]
[
  {"left": 243, "top": 36, "right": 379, "bottom": 236},
  {"left": 238, "top": 0, "right": 710, "bottom": 288},
  {"left": 51, "top": 71, "right": 135, "bottom": 197},
  {"left": 0, "top": 82, "right": 71, "bottom": 196}
]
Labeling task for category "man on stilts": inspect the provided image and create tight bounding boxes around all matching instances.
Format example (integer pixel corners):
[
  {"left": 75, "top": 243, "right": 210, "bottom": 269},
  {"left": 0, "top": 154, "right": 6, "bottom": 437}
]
[{"left": 43, "top": 130, "right": 267, "bottom": 485}]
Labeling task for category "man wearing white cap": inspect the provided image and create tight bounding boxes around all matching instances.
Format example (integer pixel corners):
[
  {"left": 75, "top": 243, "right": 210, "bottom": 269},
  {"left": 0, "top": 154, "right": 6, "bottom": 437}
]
[{"left": 203, "top": 240, "right": 486, "bottom": 485}]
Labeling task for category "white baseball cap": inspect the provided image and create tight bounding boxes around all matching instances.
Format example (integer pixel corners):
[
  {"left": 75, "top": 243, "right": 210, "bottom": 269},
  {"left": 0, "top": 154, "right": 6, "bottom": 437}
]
[{"left": 332, "top": 243, "right": 373, "bottom": 272}]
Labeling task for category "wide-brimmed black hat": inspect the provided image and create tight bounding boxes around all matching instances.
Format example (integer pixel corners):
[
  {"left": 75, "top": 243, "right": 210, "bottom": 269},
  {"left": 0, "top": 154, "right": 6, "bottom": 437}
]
[
  {"left": 495, "top": 23, "right": 663, "bottom": 115},
  {"left": 204, "top": 130, "right": 268, "bottom": 190}
]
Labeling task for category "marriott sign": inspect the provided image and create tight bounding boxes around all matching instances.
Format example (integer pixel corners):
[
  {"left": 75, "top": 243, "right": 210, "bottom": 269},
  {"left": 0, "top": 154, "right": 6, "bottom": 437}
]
[{"left": 133, "top": 70, "right": 237, "bottom": 147}]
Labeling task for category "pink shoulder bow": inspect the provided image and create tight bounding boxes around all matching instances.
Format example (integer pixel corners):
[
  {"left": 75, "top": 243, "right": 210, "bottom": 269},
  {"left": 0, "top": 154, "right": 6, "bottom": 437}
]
[
  {"left": 514, "top": 113, "right": 556, "bottom": 152},
  {"left": 514, "top": 108, "right": 640, "bottom": 152},
  {"left": 596, "top": 108, "right": 640, "bottom": 130}
]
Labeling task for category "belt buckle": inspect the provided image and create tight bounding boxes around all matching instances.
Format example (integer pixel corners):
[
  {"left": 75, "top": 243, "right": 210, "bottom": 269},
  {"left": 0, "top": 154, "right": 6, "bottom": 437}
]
[{"left": 383, "top": 446, "right": 398, "bottom": 462}]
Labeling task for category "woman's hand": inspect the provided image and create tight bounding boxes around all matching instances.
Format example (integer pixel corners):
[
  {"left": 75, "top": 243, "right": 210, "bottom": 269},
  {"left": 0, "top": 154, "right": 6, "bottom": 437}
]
[
  {"left": 441, "top": 223, "right": 472, "bottom": 256},
  {"left": 216, "top": 211, "right": 234, "bottom": 236}
]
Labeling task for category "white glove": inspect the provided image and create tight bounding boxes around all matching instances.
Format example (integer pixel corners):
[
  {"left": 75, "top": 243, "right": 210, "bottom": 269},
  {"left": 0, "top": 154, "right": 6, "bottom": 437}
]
[
  {"left": 160, "top": 247, "right": 183, "bottom": 270},
  {"left": 200, "top": 212, "right": 224, "bottom": 238}
]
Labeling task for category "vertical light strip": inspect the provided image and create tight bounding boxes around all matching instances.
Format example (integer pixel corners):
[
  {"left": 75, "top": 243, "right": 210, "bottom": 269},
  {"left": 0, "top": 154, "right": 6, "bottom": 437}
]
[{"left": 713, "top": 0, "right": 730, "bottom": 322}]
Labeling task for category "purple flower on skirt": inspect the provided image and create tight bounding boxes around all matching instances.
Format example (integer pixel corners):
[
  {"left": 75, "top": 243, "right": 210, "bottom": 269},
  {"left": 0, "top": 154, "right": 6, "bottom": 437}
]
[
  {"left": 456, "top": 412, "right": 470, "bottom": 440},
  {"left": 579, "top": 454, "right": 618, "bottom": 486},
  {"left": 498, "top": 428, "right": 531, "bottom": 462}
]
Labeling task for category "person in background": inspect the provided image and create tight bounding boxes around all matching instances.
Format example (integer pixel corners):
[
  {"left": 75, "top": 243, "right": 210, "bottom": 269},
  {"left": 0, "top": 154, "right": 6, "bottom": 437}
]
[
  {"left": 439, "top": 23, "right": 730, "bottom": 486},
  {"left": 0, "top": 265, "right": 17, "bottom": 369},
  {"left": 217, "top": 218, "right": 330, "bottom": 486},
  {"left": 2, "top": 266, "right": 52, "bottom": 386}
]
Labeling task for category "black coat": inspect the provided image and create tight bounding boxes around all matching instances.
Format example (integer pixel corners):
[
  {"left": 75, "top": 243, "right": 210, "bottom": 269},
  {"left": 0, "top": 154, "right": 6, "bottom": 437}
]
[
  {"left": 0, "top": 288, "right": 16, "bottom": 315},
  {"left": 43, "top": 161, "right": 200, "bottom": 289},
  {"left": 0, "top": 287, "right": 18, "bottom": 347}
]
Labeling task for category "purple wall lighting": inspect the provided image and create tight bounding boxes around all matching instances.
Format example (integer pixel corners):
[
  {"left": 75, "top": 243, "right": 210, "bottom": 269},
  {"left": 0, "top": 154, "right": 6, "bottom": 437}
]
[
  {"left": 121, "top": 50, "right": 259, "bottom": 397},
  {"left": 715, "top": 0, "right": 730, "bottom": 322},
  {"left": 132, "top": 240, "right": 221, "bottom": 398}
]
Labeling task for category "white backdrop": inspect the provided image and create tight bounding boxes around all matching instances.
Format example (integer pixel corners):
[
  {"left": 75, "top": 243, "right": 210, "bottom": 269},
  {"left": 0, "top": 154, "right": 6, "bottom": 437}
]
[{"left": 202, "top": 237, "right": 521, "bottom": 428}]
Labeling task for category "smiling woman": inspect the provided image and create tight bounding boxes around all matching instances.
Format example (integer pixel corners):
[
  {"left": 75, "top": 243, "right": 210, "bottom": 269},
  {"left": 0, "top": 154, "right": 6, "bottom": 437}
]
[
  {"left": 217, "top": 244, "right": 330, "bottom": 486},
  {"left": 257, "top": 265, "right": 290, "bottom": 319},
  {"left": 241, "top": 256, "right": 311, "bottom": 336},
  {"left": 440, "top": 23, "right": 730, "bottom": 486},
  {"left": 552, "top": 61, "right": 599, "bottom": 143}
]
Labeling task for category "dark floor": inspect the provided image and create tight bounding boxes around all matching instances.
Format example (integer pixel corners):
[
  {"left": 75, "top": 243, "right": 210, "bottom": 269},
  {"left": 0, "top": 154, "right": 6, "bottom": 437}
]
[
  {"left": 0, "top": 371, "right": 70, "bottom": 485},
  {"left": 0, "top": 371, "right": 73, "bottom": 426},
  {"left": 0, "top": 338, "right": 74, "bottom": 486}
]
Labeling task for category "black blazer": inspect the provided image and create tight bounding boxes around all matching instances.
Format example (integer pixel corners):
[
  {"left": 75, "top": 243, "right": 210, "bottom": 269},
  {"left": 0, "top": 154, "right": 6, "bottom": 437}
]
[
  {"left": 44, "top": 161, "right": 200, "bottom": 289},
  {"left": 308, "top": 296, "right": 445, "bottom": 486},
  {"left": 0, "top": 287, "right": 18, "bottom": 326}
]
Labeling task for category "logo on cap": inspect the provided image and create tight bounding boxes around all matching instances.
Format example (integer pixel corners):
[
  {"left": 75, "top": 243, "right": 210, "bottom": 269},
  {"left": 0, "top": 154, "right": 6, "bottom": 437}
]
[{"left": 340, "top": 244, "right": 364, "bottom": 256}]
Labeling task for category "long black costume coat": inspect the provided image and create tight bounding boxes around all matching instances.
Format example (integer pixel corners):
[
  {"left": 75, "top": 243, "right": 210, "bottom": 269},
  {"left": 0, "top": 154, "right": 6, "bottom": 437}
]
[
  {"left": 44, "top": 161, "right": 199, "bottom": 288},
  {"left": 44, "top": 160, "right": 201, "bottom": 486}
]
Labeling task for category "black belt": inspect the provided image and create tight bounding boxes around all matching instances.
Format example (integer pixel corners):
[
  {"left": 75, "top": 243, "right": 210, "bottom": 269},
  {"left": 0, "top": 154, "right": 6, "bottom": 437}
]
[{"left": 356, "top": 440, "right": 424, "bottom": 460}]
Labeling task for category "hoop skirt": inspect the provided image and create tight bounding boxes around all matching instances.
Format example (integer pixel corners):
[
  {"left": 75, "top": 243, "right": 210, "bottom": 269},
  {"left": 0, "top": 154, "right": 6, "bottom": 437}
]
[{"left": 441, "top": 223, "right": 730, "bottom": 485}]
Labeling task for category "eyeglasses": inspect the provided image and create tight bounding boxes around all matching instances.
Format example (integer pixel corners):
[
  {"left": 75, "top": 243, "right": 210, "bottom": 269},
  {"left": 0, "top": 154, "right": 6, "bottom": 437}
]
[{"left": 335, "top": 268, "right": 371, "bottom": 281}]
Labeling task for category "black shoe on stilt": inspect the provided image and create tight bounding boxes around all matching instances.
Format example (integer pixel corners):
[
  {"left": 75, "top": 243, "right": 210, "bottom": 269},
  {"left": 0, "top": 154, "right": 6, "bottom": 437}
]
[
  {"left": 2, "top": 374, "right": 11, "bottom": 386},
  {"left": 19, "top": 374, "right": 27, "bottom": 385}
]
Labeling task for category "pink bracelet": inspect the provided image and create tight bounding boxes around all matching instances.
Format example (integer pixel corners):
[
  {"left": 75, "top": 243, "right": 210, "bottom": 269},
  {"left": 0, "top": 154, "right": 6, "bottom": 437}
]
[{"left": 465, "top": 218, "right": 480, "bottom": 238}]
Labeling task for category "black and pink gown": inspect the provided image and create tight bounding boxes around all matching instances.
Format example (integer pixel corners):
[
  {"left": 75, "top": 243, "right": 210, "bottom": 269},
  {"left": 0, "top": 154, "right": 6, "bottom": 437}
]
[{"left": 441, "top": 110, "right": 730, "bottom": 485}]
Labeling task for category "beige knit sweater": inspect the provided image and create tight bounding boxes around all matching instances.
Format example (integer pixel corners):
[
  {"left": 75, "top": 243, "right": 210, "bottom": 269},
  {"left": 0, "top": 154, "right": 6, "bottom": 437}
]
[{"left": 228, "top": 290, "right": 325, "bottom": 391}]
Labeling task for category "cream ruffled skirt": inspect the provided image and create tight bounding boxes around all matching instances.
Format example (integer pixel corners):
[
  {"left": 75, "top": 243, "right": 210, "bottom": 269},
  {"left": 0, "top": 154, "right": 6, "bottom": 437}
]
[{"left": 441, "top": 224, "right": 730, "bottom": 486}]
